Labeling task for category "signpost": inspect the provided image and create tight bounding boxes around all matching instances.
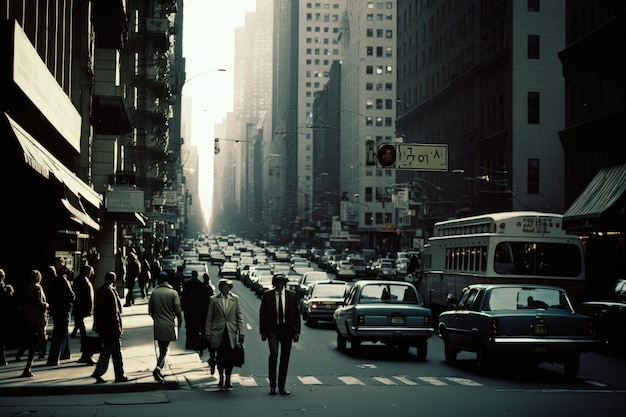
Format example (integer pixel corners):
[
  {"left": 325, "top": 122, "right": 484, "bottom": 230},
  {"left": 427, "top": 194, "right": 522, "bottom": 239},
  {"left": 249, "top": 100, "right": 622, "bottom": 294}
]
[{"left": 375, "top": 143, "right": 448, "bottom": 171}]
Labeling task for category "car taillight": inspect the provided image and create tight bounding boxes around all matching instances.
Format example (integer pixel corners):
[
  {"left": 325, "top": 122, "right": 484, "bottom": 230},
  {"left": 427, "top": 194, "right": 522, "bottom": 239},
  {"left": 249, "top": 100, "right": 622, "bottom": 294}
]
[
  {"left": 358, "top": 314, "right": 365, "bottom": 325},
  {"left": 424, "top": 315, "right": 431, "bottom": 326},
  {"left": 490, "top": 318, "right": 499, "bottom": 335},
  {"left": 587, "top": 317, "right": 594, "bottom": 336},
  {"left": 311, "top": 303, "right": 318, "bottom": 310}
]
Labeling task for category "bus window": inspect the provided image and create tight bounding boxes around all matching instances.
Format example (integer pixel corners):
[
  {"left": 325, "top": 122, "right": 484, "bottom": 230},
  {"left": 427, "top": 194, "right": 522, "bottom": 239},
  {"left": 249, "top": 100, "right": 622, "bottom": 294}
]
[
  {"left": 469, "top": 247, "right": 475, "bottom": 271},
  {"left": 481, "top": 247, "right": 487, "bottom": 272},
  {"left": 494, "top": 243, "right": 515, "bottom": 274}
]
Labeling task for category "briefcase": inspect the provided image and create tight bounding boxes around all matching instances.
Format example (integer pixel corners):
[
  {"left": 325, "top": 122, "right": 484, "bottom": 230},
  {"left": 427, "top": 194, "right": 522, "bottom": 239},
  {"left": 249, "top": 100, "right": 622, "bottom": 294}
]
[
  {"left": 82, "top": 334, "right": 102, "bottom": 355},
  {"left": 232, "top": 343, "right": 245, "bottom": 367}
]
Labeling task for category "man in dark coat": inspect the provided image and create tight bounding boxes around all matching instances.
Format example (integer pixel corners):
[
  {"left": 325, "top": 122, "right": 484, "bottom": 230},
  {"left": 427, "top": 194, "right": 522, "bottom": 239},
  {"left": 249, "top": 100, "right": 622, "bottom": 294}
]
[
  {"left": 46, "top": 264, "right": 75, "bottom": 366},
  {"left": 181, "top": 270, "right": 211, "bottom": 352},
  {"left": 71, "top": 264, "right": 95, "bottom": 364},
  {"left": 124, "top": 250, "right": 141, "bottom": 307},
  {"left": 259, "top": 274, "right": 301, "bottom": 395},
  {"left": 91, "top": 271, "right": 127, "bottom": 383}
]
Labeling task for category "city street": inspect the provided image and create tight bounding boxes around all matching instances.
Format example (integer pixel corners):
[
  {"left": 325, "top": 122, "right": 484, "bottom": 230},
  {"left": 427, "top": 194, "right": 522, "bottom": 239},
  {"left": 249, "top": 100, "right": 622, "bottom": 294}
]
[{"left": 1, "top": 262, "right": 625, "bottom": 417}]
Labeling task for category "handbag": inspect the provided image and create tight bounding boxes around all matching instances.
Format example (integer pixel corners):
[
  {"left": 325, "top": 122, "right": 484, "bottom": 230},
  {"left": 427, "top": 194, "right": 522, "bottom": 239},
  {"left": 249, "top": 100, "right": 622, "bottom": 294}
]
[{"left": 232, "top": 343, "right": 245, "bottom": 367}]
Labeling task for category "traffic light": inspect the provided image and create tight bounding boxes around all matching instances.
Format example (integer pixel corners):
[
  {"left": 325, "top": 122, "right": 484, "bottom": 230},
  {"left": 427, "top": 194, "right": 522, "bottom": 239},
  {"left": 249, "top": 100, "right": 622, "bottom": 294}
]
[
  {"left": 214, "top": 138, "right": 220, "bottom": 154},
  {"left": 377, "top": 144, "right": 396, "bottom": 167}
]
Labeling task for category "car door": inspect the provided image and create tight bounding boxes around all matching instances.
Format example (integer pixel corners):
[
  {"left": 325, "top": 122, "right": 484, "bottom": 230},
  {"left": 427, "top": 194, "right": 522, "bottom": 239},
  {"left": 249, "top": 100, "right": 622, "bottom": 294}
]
[{"left": 334, "top": 284, "right": 357, "bottom": 336}]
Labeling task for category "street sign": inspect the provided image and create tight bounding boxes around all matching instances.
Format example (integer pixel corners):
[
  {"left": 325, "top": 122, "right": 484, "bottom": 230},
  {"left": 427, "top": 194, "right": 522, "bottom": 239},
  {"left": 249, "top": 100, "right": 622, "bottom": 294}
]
[{"left": 396, "top": 144, "right": 448, "bottom": 171}]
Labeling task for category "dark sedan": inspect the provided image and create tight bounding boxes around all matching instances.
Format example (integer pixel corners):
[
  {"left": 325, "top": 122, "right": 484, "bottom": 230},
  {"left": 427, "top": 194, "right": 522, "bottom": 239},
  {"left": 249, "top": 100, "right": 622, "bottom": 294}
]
[
  {"left": 438, "top": 284, "right": 601, "bottom": 377},
  {"left": 301, "top": 280, "right": 347, "bottom": 326}
]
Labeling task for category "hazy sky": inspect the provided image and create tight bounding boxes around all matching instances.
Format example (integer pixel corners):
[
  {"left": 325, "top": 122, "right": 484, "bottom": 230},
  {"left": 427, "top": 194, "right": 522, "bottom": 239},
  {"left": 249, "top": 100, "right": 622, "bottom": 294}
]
[{"left": 182, "top": 0, "right": 257, "bottom": 228}]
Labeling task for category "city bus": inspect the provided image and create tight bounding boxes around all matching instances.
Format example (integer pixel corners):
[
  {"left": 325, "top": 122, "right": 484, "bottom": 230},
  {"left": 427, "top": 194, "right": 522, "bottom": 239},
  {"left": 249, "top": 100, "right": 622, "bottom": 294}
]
[{"left": 419, "top": 212, "right": 586, "bottom": 314}]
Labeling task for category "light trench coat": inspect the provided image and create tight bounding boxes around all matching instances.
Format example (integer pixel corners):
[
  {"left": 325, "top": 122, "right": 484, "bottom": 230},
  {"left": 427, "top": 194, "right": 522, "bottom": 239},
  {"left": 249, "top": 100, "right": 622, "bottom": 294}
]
[
  {"left": 149, "top": 282, "right": 183, "bottom": 341},
  {"left": 205, "top": 292, "right": 244, "bottom": 349}
]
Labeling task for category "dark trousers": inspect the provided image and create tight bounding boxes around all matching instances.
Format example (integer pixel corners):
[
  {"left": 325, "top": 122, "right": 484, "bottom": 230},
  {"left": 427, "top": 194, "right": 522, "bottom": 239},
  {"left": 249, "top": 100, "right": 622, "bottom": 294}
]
[
  {"left": 48, "top": 312, "right": 70, "bottom": 364},
  {"left": 267, "top": 325, "right": 293, "bottom": 389},
  {"left": 93, "top": 336, "right": 124, "bottom": 379},
  {"left": 155, "top": 340, "right": 171, "bottom": 371}
]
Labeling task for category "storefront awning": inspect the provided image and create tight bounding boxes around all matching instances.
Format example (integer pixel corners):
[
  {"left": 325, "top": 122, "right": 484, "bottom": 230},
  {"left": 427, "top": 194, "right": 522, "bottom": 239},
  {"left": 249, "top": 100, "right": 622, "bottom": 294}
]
[
  {"left": 61, "top": 198, "right": 101, "bottom": 231},
  {"left": 563, "top": 163, "right": 626, "bottom": 231},
  {"left": 5, "top": 113, "right": 103, "bottom": 209}
]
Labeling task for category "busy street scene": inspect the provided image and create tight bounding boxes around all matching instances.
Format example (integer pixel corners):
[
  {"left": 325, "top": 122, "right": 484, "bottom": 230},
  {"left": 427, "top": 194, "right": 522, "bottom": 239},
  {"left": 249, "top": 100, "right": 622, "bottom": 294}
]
[{"left": 1, "top": 1, "right": 625, "bottom": 416}]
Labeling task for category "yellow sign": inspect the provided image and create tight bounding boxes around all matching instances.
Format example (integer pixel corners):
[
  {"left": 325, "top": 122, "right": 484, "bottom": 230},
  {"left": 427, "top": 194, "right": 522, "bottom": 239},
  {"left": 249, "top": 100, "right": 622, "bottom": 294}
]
[
  {"left": 396, "top": 144, "right": 448, "bottom": 171},
  {"left": 380, "top": 223, "right": 396, "bottom": 233}
]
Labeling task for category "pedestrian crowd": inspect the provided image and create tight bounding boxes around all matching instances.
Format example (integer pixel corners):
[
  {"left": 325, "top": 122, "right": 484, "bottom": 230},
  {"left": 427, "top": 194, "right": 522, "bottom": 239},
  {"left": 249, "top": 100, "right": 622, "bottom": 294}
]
[{"left": 0, "top": 252, "right": 302, "bottom": 395}]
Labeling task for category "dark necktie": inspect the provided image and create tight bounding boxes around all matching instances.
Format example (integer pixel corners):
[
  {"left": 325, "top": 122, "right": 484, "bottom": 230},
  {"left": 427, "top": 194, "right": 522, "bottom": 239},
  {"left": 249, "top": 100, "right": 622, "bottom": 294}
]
[{"left": 278, "top": 291, "right": 284, "bottom": 324}]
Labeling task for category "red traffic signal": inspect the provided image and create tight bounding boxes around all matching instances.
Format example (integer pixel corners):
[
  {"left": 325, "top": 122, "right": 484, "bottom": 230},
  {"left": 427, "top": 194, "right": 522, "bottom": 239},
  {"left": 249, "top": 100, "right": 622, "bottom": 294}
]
[{"left": 377, "top": 144, "right": 396, "bottom": 167}]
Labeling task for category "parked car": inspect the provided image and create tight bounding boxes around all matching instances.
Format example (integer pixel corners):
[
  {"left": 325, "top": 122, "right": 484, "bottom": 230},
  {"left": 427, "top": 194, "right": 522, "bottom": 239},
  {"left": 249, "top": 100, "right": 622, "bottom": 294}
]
[
  {"left": 575, "top": 301, "right": 626, "bottom": 354},
  {"left": 301, "top": 280, "right": 348, "bottom": 326},
  {"left": 345, "top": 255, "right": 367, "bottom": 277},
  {"left": 254, "top": 272, "right": 275, "bottom": 296},
  {"left": 333, "top": 280, "right": 433, "bottom": 359},
  {"left": 335, "top": 260, "right": 356, "bottom": 281},
  {"left": 297, "top": 271, "right": 333, "bottom": 300},
  {"left": 437, "top": 284, "right": 601, "bottom": 377},
  {"left": 219, "top": 261, "right": 238, "bottom": 278}
]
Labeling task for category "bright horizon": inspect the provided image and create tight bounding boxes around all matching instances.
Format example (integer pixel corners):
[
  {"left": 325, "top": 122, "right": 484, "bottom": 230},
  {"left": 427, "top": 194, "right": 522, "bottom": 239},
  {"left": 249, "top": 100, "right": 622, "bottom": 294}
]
[{"left": 182, "top": 0, "right": 257, "bottom": 232}]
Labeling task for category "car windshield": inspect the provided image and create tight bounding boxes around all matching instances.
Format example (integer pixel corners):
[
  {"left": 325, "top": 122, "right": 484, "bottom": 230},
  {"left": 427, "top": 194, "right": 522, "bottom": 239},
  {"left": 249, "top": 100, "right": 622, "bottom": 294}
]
[
  {"left": 312, "top": 284, "right": 345, "bottom": 298},
  {"left": 485, "top": 287, "right": 572, "bottom": 311},
  {"left": 307, "top": 273, "right": 329, "bottom": 282},
  {"left": 358, "top": 284, "right": 419, "bottom": 304}
]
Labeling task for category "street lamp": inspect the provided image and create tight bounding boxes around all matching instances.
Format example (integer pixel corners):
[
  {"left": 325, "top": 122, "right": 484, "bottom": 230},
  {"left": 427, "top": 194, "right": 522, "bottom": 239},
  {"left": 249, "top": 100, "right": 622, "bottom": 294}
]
[{"left": 181, "top": 68, "right": 226, "bottom": 90}]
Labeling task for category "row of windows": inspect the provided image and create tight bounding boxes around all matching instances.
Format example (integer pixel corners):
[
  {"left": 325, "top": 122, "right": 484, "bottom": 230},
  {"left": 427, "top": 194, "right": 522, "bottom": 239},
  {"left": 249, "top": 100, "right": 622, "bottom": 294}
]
[
  {"left": 366, "top": 65, "right": 393, "bottom": 75},
  {"left": 366, "top": 13, "right": 394, "bottom": 21},
  {"left": 305, "top": 3, "right": 341, "bottom": 10},
  {"left": 366, "top": 46, "right": 393, "bottom": 58},
  {"left": 367, "top": 2, "right": 393, "bottom": 10},
  {"left": 366, "top": 82, "right": 393, "bottom": 91},
  {"left": 365, "top": 98, "right": 394, "bottom": 110},
  {"left": 363, "top": 212, "right": 394, "bottom": 226},
  {"left": 304, "top": 48, "right": 340, "bottom": 56},
  {"left": 367, "top": 28, "right": 393, "bottom": 38},
  {"left": 444, "top": 246, "right": 488, "bottom": 272}
]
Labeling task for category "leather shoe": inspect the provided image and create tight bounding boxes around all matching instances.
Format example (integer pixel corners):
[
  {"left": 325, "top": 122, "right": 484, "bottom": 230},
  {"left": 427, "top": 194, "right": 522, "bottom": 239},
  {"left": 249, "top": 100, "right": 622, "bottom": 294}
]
[
  {"left": 91, "top": 374, "right": 106, "bottom": 383},
  {"left": 153, "top": 368, "right": 164, "bottom": 383},
  {"left": 208, "top": 358, "right": 216, "bottom": 375},
  {"left": 114, "top": 376, "right": 129, "bottom": 383},
  {"left": 20, "top": 371, "right": 34, "bottom": 378},
  {"left": 270, "top": 387, "right": 276, "bottom": 395},
  {"left": 279, "top": 389, "right": 290, "bottom": 396}
]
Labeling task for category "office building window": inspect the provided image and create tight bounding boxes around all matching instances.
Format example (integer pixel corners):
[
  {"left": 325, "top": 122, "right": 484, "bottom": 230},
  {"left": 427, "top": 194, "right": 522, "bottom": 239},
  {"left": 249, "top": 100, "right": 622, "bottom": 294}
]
[
  {"left": 527, "top": 159, "right": 539, "bottom": 194},
  {"left": 528, "top": 35, "right": 539, "bottom": 59},
  {"left": 528, "top": 92, "right": 540, "bottom": 124}
]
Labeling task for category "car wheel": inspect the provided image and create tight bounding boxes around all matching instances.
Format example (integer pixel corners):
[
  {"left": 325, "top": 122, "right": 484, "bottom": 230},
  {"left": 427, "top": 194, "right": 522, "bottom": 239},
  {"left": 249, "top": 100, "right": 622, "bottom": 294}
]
[
  {"left": 563, "top": 352, "right": 580, "bottom": 378},
  {"left": 350, "top": 339, "right": 361, "bottom": 351},
  {"left": 476, "top": 346, "right": 492, "bottom": 371},
  {"left": 416, "top": 340, "right": 428, "bottom": 361},
  {"left": 336, "top": 332, "right": 347, "bottom": 351},
  {"left": 443, "top": 339, "right": 458, "bottom": 363}
]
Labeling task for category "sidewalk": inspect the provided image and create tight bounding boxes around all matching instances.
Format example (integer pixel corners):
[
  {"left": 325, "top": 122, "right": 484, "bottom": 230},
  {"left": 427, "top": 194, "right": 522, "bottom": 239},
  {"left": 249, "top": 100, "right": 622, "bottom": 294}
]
[{"left": 0, "top": 293, "right": 216, "bottom": 396}]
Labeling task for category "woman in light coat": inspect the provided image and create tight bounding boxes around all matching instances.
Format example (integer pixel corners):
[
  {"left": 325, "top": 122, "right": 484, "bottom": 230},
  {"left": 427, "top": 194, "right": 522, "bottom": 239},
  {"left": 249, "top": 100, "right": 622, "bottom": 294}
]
[{"left": 205, "top": 279, "right": 244, "bottom": 390}]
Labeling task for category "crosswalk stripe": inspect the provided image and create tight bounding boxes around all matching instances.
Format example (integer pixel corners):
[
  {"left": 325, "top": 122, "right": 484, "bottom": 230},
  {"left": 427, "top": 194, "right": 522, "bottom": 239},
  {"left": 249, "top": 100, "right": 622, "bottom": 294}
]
[
  {"left": 373, "top": 377, "right": 397, "bottom": 385},
  {"left": 237, "top": 376, "right": 258, "bottom": 387},
  {"left": 338, "top": 376, "right": 365, "bottom": 385},
  {"left": 393, "top": 376, "right": 418, "bottom": 385},
  {"left": 445, "top": 377, "right": 483, "bottom": 386},
  {"left": 298, "top": 376, "right": 323, "bottom": 385},
  {"left": 418, "top": 377, "right": 448, "bottom": 386}
]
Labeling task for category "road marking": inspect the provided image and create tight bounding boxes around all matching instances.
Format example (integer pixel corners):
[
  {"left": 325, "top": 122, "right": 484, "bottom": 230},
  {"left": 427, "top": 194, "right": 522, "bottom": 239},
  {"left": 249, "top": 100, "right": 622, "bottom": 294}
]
[
  {"left": 338, "top": 376, "right": 365, "bottom": 385},
  {"left": 418, "top": 377, "right": 448, "bottom": 386},
  {"left": 445, "top": 377, "right": 483, "bottom": 386},
  {"left": 393, "top": 376, "right": 418, "bottom": 385},
  {"left": 298, "top": 376, "right": 323, "bottom": 385},
  {"left": 237, "top": 376, "right": 257, "bottom": 387},
  {"left": 373, "top": 377, "right": 397, "bottom": 385}
]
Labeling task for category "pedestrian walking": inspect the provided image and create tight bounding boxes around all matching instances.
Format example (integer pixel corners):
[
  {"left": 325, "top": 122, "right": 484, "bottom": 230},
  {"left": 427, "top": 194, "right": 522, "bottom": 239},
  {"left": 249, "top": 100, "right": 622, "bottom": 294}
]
[
  {"left": 71, "top": 264, "right": 95, "bottom": 365},
  {"left": 181, "top": 270, "right": 211, "bottom": 353},
  {"left": 259, "top": 274, "right": 300, "bottom": 395},
  {"left": 46, "top": 264, "right": 75, "bottom": 366},
  {"left": 149, "top": 258, "right": 162, "bottom": 290},
  {"left": 205, "top": 278, "right": 244, "bottom": 390},
  {"left": 124, "top": 249, "right": 141, "bottom": 307},
  {"left": 138, "top": 253, "right": 151, "bottom": 298},
  {"left": 20, "top": 270, "right": 49, "bottom": 378},
  {"left": 91, "top": 271, "right": 128, "bottom": 383},
  {"left": 0, "top": 268, "right": 16, "bottom": 366},
  {"left": 148, "top": 272, "right": 183, "bottom": 383}
]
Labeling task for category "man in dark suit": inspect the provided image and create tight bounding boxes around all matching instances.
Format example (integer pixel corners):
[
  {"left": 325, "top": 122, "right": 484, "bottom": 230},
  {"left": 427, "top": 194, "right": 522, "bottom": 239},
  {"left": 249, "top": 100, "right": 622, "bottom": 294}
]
[{"left": 259, "top": 274, "right": 301, "bottom": 395}]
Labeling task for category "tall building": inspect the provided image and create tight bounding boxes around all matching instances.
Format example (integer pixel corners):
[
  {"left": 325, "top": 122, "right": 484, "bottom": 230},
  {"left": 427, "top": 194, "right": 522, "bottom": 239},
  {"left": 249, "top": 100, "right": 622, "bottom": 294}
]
[
  {"left": 396, "top": 0, "right": 566, "bottom": 244},
  {"left": 271, "top": 0, "right": 347, "bottom": 246}
]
